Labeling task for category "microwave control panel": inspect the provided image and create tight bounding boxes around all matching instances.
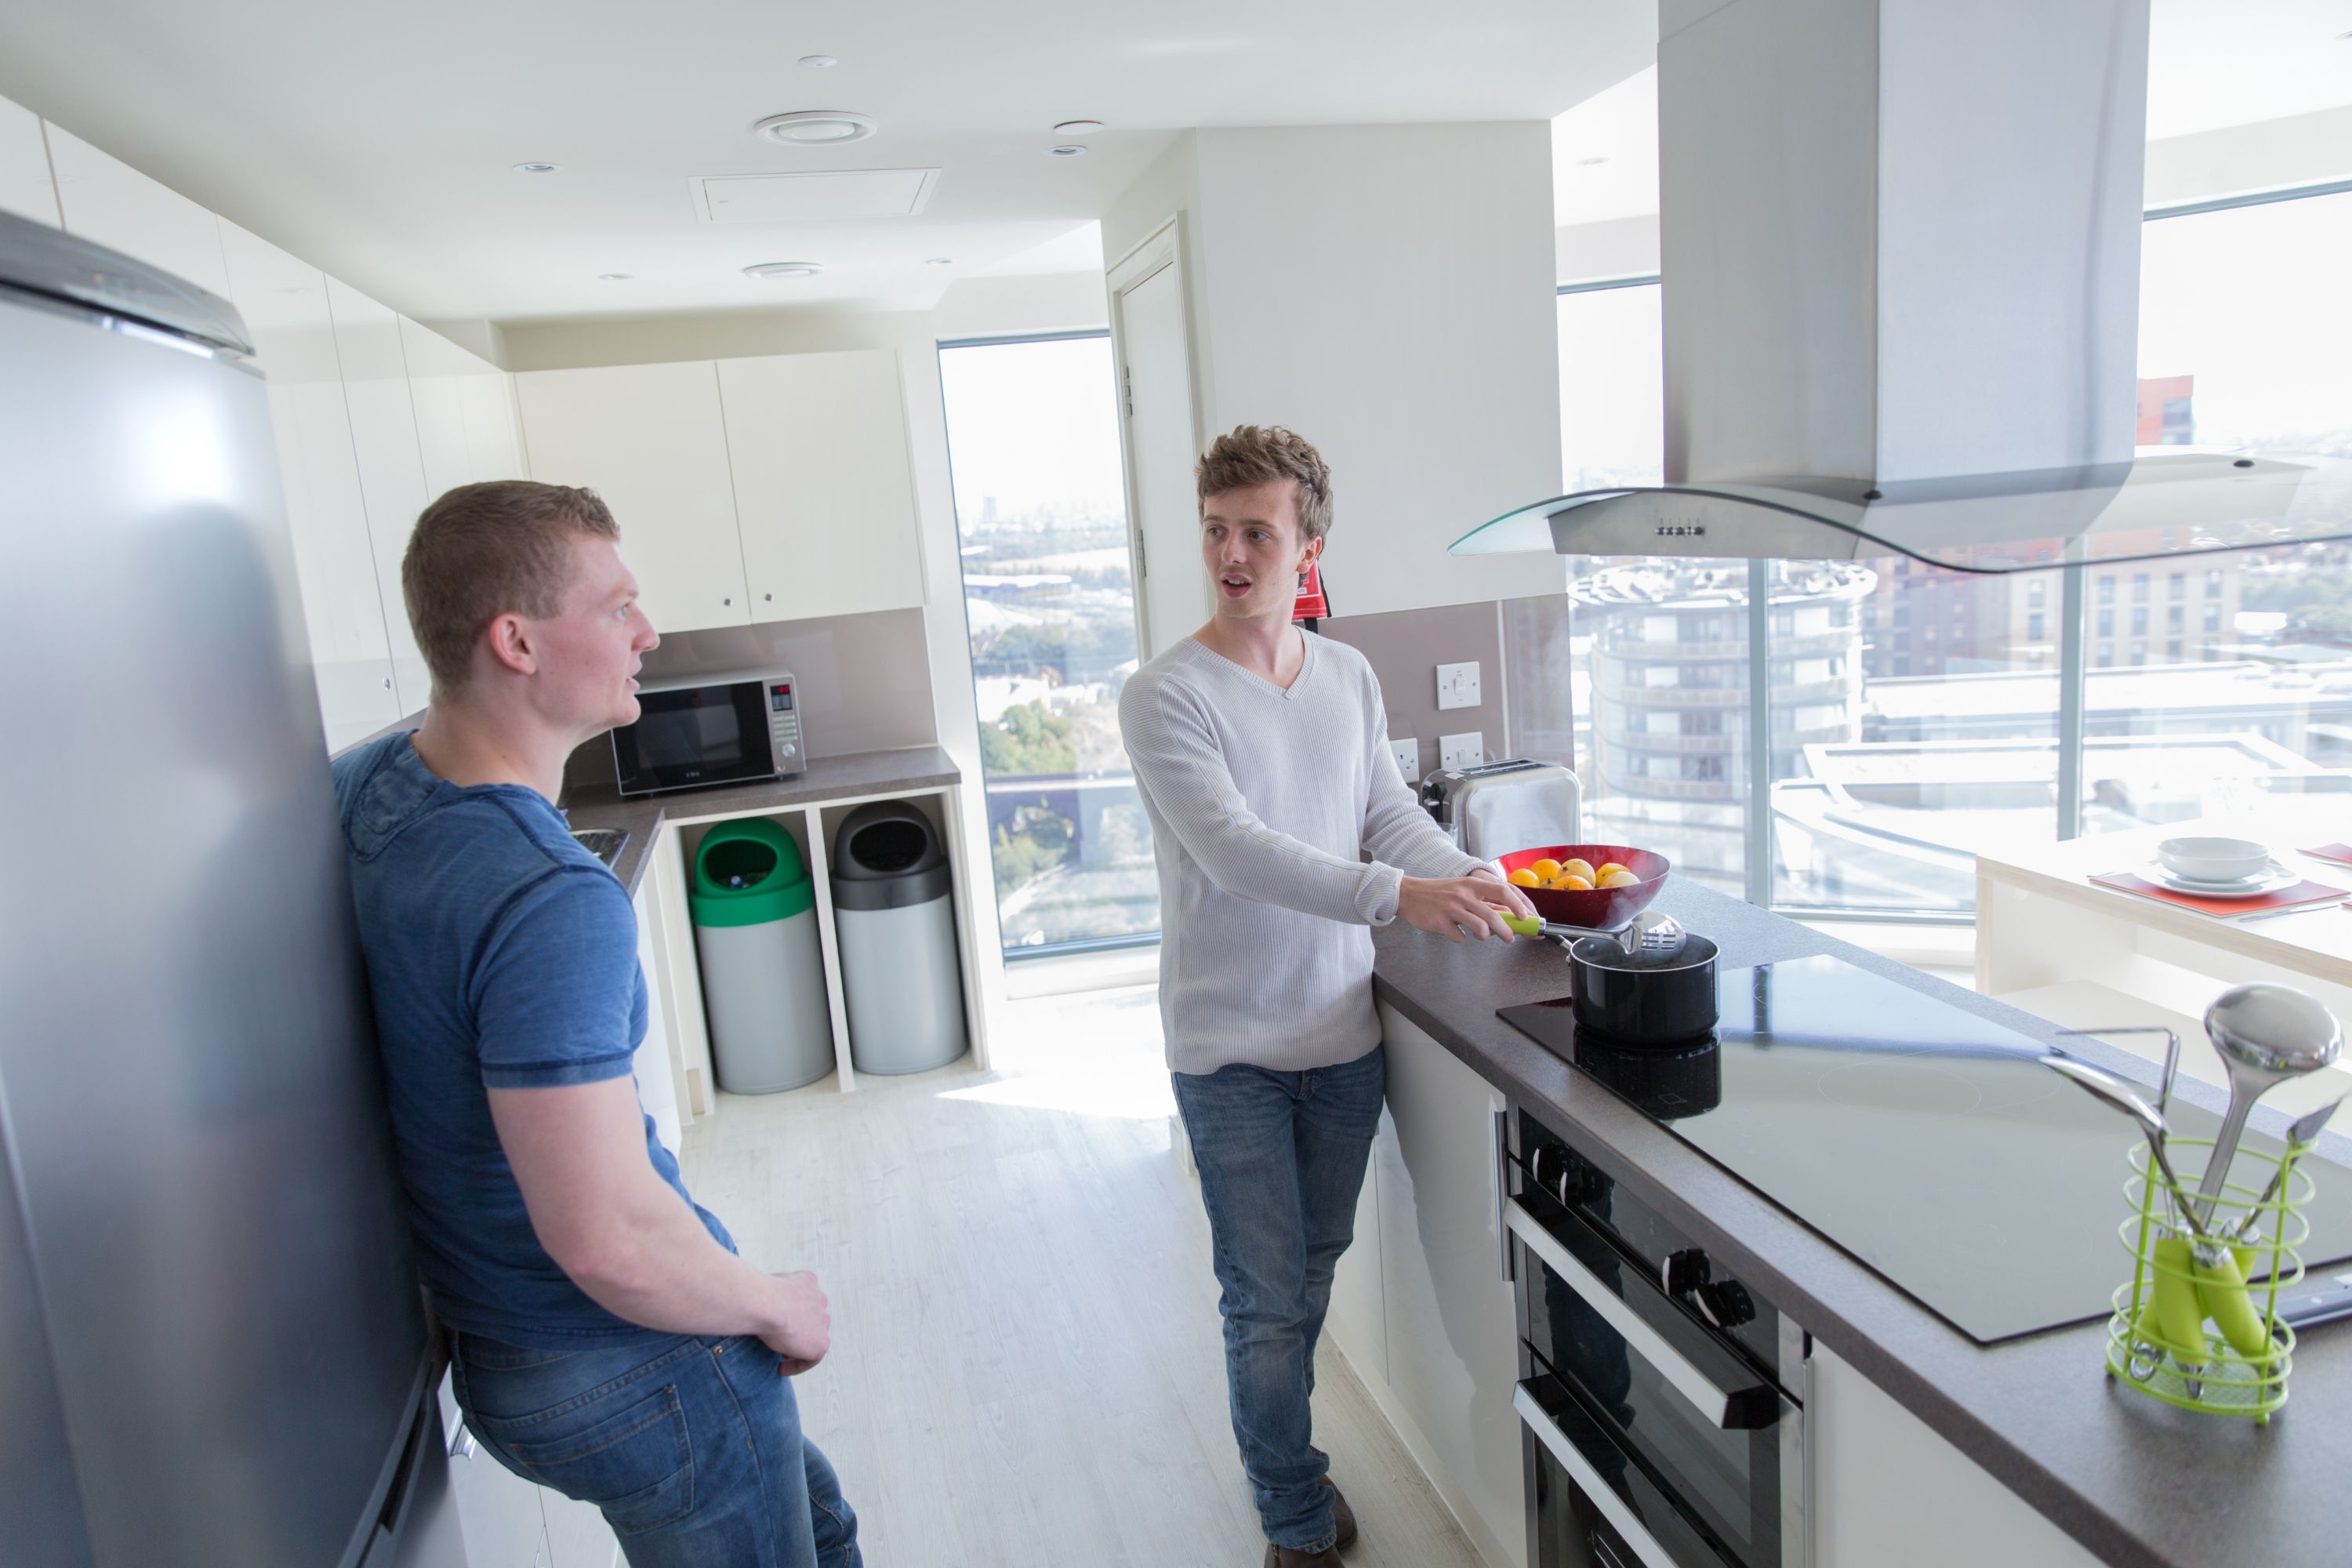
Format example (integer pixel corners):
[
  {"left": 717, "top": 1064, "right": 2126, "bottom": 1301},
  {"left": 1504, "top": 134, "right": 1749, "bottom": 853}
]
[{"left": 767, "top": 677, "right": 804, "bottom": 777}]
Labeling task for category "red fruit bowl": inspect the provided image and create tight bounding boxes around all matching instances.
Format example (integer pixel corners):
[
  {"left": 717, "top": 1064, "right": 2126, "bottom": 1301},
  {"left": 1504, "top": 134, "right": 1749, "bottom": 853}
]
[{"left": 1494, "top": 844, "right": 1671, "bottom": 930}]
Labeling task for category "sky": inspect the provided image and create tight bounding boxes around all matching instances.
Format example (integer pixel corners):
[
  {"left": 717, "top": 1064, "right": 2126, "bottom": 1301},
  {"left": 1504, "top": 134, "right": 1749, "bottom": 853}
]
[{"left": 937, "top": 334, "right": 1128, "bottom": 527}]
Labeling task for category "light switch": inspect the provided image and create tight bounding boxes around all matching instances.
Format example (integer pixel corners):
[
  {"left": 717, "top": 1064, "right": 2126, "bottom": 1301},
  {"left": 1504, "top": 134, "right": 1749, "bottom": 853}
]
[
  {"left": 1389, "top": 736, "right": 1421, "bottom": 782},
  {"left": 1436, "top": 661, "right": 1482, "bottom": 711},
  {"left": 1439, "top": 731, "right": 1484, "bottom": 771}
]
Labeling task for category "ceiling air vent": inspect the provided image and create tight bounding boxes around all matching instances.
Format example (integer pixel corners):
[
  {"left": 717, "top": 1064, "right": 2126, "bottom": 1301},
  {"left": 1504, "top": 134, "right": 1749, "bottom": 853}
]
[{"left": 691, "top": 169, "right": 942, "bottom": 225}]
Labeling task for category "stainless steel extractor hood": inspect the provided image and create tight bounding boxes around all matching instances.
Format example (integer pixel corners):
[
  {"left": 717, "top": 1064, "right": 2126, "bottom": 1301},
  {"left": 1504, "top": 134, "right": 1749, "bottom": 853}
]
[{"left": 1456, "top": 0, "right": 2352, "bottom": 574}]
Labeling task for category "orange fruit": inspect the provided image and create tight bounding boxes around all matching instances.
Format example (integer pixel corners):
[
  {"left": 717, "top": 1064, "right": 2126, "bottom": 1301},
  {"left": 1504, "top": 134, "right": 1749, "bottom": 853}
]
[
  {"left": 1595, "top": 861, "right": 1630, "bottom": 880},
  {"left": 1599, "top": 868, "right": 1641, "bottom": 888},
  {"left": 1530, "top": 858, "right": 1563, "bottom": 882},
  {"left": 1559, "top": 873, "right": 1595, "bottom": 891},
  {"left": 1506, "top": 868, "right": 1541, "bottom": 888},
  {"left": 1561, "top": 858, "right": 1595, "bottom": 882}
]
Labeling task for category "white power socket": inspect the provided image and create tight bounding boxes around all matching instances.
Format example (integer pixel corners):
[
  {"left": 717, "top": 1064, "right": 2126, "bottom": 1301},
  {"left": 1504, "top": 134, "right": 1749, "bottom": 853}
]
[
  {"left": 1388, "top": 736, "right": 1421, "bottom": 782},
  {"left": 1436, "top": 660, "right": 1482, "bottom": 711},
  {"left": 1439, "top": 731, "right": 1483, "bottom": 771}
]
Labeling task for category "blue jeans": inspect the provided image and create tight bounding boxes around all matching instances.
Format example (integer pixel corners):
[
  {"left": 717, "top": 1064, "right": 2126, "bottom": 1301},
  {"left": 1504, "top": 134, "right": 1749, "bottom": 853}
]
[
  {"left": 450, "top": 1330, "right": 859, "bottom": 1568},
  {"left": 1172, "top": 1044, "right": 1385, "bottom": 1554}
]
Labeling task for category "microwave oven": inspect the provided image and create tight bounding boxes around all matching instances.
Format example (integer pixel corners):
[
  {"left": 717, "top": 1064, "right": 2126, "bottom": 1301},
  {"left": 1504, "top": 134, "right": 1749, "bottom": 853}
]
[{"left": 610, "top": 670, "right": 805, "bottom": 797}]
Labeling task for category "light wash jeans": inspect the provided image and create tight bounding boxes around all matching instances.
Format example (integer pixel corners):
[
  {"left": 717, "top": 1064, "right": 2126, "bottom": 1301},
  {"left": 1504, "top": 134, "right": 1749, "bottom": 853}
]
[
  {"left": 451, "top": 1330, "right": 859, "bottom": 1568},
  {"left": 1172, "top": 1044, "right": 1385, "bottom": 1554}
]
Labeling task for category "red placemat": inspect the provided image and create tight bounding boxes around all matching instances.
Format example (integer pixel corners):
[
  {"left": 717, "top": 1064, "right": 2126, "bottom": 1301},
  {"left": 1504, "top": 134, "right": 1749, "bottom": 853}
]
[
  {"left": 2089, "top": 869, "right": 2349, "bottom": 916},
  {"left": 2299, "top": 843, "right": 2352, "bottom": 866}
]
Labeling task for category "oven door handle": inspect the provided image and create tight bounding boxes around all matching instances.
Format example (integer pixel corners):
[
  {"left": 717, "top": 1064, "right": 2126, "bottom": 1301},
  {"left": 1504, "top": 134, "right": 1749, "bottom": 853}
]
[
  {"left": 1514, "top": 1382, "right": 1681, "bottom": 1568},
  {"left": 1507, "top": 1199, "right": 1779, "bottom": 1431}
]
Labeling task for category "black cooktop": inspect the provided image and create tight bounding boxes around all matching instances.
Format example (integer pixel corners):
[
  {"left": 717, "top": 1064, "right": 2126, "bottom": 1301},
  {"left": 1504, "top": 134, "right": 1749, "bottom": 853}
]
[{"left": 1500, "top": 953, "right": 2352, "bottom": 1343}]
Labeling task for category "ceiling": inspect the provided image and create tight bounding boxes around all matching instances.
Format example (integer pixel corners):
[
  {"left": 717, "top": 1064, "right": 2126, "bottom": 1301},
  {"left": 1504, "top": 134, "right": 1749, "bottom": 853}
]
[{"left": 0, "top": 0, "right": 1650, "bottom": 325}]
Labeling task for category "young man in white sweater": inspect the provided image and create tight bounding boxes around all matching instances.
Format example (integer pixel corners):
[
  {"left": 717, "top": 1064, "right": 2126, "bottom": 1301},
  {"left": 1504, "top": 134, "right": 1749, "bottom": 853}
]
[{"left": 1118, "top": 426, "right": 1537, "bottom": 1567}]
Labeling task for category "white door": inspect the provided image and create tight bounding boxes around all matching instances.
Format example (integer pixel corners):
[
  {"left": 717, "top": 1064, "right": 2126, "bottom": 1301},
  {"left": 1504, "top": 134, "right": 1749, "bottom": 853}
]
[
  {"left": 217, "top": 220, "right": 401, "bottom": 749},
  {"left": 325, "top": 278, "right": 434, "bottom": 713},
  {"left": 718, "top": 350, "right": 925, "bottom": 622},
  {"left": 514, "top": 361, "right": 750, "bottom": 635},
  {"left": 1111, "top": 235, "right": 1209, "bottom": 659}
]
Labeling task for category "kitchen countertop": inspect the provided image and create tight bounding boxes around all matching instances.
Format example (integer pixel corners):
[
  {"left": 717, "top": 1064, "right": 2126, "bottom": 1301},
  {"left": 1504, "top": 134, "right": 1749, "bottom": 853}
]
[
  {"left": 1372, "top": 878, "right": 2352, "bottom": 1568},
  {"left": 561, "top": 745, "right": 963, "bottom": 898}
]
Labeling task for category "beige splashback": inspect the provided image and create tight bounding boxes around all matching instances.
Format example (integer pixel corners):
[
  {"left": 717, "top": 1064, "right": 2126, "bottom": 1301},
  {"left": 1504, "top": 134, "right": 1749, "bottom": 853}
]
[
  {"left": 1318, "top": 601, "right": 1508, "bottom": 781},
  {"left": 565, "top": 605, "right": 937, "bottom": 790}
]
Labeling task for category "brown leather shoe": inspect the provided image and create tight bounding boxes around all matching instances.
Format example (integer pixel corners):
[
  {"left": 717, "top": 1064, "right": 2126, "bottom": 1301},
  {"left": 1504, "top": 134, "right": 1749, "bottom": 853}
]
[
  {"left": 1263, "top": 1546, "right": 1342, "bottom": 1568},
  {"left": 1321, "top": 1477, "right": 1358, "bottom": 1552}
]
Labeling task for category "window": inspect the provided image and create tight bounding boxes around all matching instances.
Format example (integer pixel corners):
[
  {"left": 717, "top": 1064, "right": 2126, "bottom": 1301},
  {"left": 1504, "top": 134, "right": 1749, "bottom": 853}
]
[
  {"left": 2132, "top": 573, "right": 2151, "bottom": 602},
  {"left": 2132, "top": 606, "right": 2149, "bottom": 637},
  {"left": 937, "top": 334, "right": 1158, "bottom": 953},
  {"left": 2099, "top": 575, "right": 2117, "bottom": 604},
  {"left": 2028, "top": 612, "right": 2045, "bottom": 641},
  {"left": 2170, "top": 572, "right": 2187, "bottom": 600},
  {"left": 2097, "top": 608, "right": 2114, "bottom": 637},
  {"left": 2028, "top": 579, "right": 2047, "bottom": 608}
]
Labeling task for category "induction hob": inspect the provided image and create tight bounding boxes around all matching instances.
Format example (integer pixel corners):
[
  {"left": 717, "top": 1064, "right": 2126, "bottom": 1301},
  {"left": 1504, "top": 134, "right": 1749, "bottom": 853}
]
[{"left": 1500, "top": 953, "right": 2352, "bottom": 1343}]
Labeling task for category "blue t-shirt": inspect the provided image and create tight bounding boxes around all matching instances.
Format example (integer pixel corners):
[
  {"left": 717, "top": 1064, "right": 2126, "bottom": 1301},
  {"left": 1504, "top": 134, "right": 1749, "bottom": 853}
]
[{"left": 332, "top": 731, "right": 732, "bottom": 1348}]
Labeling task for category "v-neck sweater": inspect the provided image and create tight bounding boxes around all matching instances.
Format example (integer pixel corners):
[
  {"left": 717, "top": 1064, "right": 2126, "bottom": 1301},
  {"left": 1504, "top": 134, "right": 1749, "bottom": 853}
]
[{"left": 1118, "top": 631, "right": 1485, "bottom": 1074}]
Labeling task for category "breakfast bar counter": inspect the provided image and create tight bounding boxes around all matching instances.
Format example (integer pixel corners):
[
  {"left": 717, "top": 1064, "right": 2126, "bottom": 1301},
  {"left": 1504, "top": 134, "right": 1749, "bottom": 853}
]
[{"left": 1371, "top": 879, "right": 2352, "bottom": 1568}]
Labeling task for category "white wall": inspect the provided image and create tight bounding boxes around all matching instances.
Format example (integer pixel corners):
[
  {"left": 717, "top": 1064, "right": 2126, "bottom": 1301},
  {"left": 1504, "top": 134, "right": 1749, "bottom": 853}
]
[{"left": 1106, "top": 124, "right": 1567, "bottom": 620}]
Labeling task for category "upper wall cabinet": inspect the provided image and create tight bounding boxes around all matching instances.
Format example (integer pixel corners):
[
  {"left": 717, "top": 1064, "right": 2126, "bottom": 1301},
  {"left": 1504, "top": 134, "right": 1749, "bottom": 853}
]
[
  {"left": 0, "top": 94, "right": 58, "bottom": 226},
  {"left": 326, "top": 278, "right": 434, "bottom": 713},
  {"left": 718, "top": 350, "right": 925, "bottom": 622},
  {"left": 217, "top": 221, "right": 401, "bottom": 748},
  {"left": 516, "top": 361, "right": 750, "bottom": 634},
  {"left": 401, "top": 317, "right": 524, "bottom": 499},
  {"left": 45, "top": 125, "right": 230, "bottom": 299}
]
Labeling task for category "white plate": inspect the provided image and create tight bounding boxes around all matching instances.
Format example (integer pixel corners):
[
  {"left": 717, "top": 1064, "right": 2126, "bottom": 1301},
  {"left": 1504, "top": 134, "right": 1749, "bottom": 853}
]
[{"left": 2137, "top": 859, "right": 2299, "bottom": 898}]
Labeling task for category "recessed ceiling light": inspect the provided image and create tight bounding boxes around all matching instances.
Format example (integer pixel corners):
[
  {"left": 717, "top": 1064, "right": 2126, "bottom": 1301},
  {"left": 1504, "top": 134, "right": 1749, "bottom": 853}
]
[
  {"left": 513, "top": 162, "right": 560, "bottom": 174},
  {"left": 799, "top": 54, "right": 837, "bottom": 67},
  {"left": 1575, "top": 155, "right": 1610, "bottom": 167},
  {"left": 755, "top": 111, "right": 877, "bottom": 146},
  {"left": 1053, "top": 119, "right": 1105, "bottom": 135},
  {"left": 1047, "top": 144, "right": 1088, "bottom": 158},
  {"left": 743, "top": 261, "right": 824, "bottom": 280},
  {"left": 925, "top": 256, "right": 953, "bottom": 267},
  {"left": 597, "top": 273, "right": 633, "bottom": 281}
]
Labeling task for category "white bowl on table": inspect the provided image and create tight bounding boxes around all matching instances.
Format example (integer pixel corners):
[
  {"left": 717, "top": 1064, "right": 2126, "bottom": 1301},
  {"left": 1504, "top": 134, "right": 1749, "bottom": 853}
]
[{"left": 2156, "top": 836, "right": 2271, "bottom": 884}]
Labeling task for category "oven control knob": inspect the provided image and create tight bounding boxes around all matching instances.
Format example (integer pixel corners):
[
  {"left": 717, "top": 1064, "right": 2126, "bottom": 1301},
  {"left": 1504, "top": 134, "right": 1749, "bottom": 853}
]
[
  {"left": 1696, "top": 1278, "right": 1756, "bottom": 1330},
  {"left": 1661, "top": 1248, "right": 1711, "bottom": 1298}
]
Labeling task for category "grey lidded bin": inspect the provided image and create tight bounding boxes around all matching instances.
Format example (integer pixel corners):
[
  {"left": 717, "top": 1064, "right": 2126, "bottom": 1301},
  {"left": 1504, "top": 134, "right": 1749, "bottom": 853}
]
[
  {"left": 833, "top": 800, "right": 967, "bottom": 1075},
  {"left": 689, "top": 818, "right": 835, "bottom": 1094}
]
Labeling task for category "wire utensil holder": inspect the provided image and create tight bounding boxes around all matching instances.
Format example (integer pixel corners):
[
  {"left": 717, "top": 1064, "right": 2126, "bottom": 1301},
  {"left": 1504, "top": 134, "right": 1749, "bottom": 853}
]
[{"left": 2107, "top": 1135, "right": 2312, "bottom": 1421}]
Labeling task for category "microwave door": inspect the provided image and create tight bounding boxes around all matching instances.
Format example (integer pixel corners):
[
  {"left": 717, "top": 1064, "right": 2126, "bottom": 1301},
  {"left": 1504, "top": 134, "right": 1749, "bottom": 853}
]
[{"left": 614, "top": 682, "right": 776, "bottom": 795}]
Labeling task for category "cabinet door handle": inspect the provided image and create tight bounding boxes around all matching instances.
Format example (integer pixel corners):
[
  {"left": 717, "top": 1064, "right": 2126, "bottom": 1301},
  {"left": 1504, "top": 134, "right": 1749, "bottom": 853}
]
[
  {"left": 1514, "top": 1383, "right": 1679, "bottom": 1568},
  {"left": 1492, "top": 1109, "right": 1514, "bottom": 1283},
  {"left": 448, "top": 1424, "right": 477, "bottom": 1461},
  {"left": 1507, "top": 1200, "right": 1776, "bottom": 1429}
]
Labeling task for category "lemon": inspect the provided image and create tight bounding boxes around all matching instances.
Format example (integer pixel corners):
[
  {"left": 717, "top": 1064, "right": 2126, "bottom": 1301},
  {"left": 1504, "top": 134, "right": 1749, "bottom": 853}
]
[
  {"left": 1595, "top": 861, "right": 1629, "bottom": 879},
  {"left": 1561, "top": 858, "right": 1595, "bottom": 881},
  {"left": 1530, "top": 858, "right": 1563, "bottom": 882},
  {"left": 1506, "top": 868, "right": 1541, "bottom": 888},
  {"left": 1560, "top": 873, "right": 1595, "bottom": 891},
  {"left": 1599, "top": 869, "right": 1641, "bottom": 888}
]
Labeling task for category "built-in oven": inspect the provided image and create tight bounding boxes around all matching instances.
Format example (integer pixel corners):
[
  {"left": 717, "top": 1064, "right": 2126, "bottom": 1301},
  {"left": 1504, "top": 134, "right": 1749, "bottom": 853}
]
[
  {"left": 610, "top": 670, "right": 805, "bottom": 797},
  {"left": 1508, "top": 1108, "right": 1811, "bottom": 1568}
]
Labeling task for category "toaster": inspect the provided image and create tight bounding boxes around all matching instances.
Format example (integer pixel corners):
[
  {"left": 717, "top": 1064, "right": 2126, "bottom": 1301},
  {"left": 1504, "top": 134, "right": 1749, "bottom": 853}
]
[{"left": 1418, "top": 759, "right": 1583, "bottom": 865}]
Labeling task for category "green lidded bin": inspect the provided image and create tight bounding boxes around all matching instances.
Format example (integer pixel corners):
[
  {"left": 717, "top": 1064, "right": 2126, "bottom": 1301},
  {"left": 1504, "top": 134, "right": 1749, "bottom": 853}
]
[{"left": 688, "top": 819, "right": 833, "bottom": 1094}]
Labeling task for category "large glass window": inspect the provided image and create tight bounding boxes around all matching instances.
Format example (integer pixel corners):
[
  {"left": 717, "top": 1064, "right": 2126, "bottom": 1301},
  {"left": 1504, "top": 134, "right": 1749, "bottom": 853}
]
[
  {"left": 1518, "top": 187, "right": 2352, "bottom": 920},
  {"left": 938, "top": 334, "right": 1159, "bottom": 953}
]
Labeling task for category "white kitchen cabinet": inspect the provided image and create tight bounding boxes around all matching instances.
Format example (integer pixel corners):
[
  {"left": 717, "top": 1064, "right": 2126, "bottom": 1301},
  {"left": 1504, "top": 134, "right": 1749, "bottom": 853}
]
[
  {"left": 326, "top": 277, "right": 434, "bottom": 713},
  {"left": 717, "top": 350, "right": 925, "bottom": 622},
  {"left": 1811, "top": 1341, "right": 2100, "bottom": 1567},
  {"left": 401, "top": 315, "right": 525, "bottom": 497},
  {"left": 217, "top": 220, "right": 401, "bottom": 749},
  {"left": 44, "top": 125, "right": 230, "bottom": 298},
  {"left": 539, "top": 1491, "right": 621, "bottom": 1568},
  {"left": 0, "top": 94, "right": 58, "bottom": 226},
  {"left": 515, "top": 361, "right": 750, "bottom": 634},
  {"left": 632, "top": 880, "right": 685, "bottom": 1154},
  {"left": 440, "top": 1369, "right": 554, "bottom": 1568},
  {"left": 1371, "top": 1001, "right": 1527, "bottom": 1568}
]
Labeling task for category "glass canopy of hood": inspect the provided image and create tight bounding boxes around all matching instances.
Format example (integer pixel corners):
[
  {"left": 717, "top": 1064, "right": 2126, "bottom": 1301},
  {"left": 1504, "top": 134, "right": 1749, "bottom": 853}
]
[{"left": 1450, "top": 448, "right": 2352, "bottom": 574}]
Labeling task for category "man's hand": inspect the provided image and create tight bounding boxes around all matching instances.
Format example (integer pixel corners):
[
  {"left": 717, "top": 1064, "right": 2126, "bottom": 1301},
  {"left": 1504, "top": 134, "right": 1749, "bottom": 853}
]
[
  {"left": 1397, "top": 870, "right": 1537, "bottom": 942},
  {"left": 760, "top": 1270, "right": 832, "bottom": 1376}
]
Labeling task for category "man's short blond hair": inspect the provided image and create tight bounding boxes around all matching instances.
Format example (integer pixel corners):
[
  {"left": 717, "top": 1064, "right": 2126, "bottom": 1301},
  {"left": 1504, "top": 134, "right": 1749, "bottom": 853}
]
[
  {"left": 1196, "top": 425, "right": 1334, "bottom": 544},
  {"left": 401, "top": 481, "right": 620, "bottom": 693}
]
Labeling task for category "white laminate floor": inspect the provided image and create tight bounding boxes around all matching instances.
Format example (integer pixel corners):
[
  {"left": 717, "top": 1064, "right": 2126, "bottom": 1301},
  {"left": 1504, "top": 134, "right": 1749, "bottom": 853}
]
[{"left": 677, "top": 982, "right": 1484, "bottom": 1568}]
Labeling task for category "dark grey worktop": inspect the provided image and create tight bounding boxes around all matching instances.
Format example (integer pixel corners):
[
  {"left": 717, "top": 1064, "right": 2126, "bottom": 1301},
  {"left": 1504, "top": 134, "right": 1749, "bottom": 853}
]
[
  {"left": 1371, "top": 879, "right": 2352, "bottom": 1568},
  {"left": 561, "top": 745, "right": 963, "bottom": 899}
]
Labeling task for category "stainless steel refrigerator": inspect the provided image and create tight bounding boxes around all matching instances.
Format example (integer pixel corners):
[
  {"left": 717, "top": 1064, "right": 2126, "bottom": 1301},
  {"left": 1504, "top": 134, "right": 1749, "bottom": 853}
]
[{"left": 0, "top": 212, "right": 463, "bottom": 1565}]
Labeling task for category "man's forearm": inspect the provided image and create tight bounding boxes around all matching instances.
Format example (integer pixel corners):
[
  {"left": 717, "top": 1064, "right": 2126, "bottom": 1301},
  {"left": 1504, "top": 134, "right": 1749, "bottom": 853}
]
[{"left": 559, "top": 1184, "right": 782, "bottom": 1338}]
